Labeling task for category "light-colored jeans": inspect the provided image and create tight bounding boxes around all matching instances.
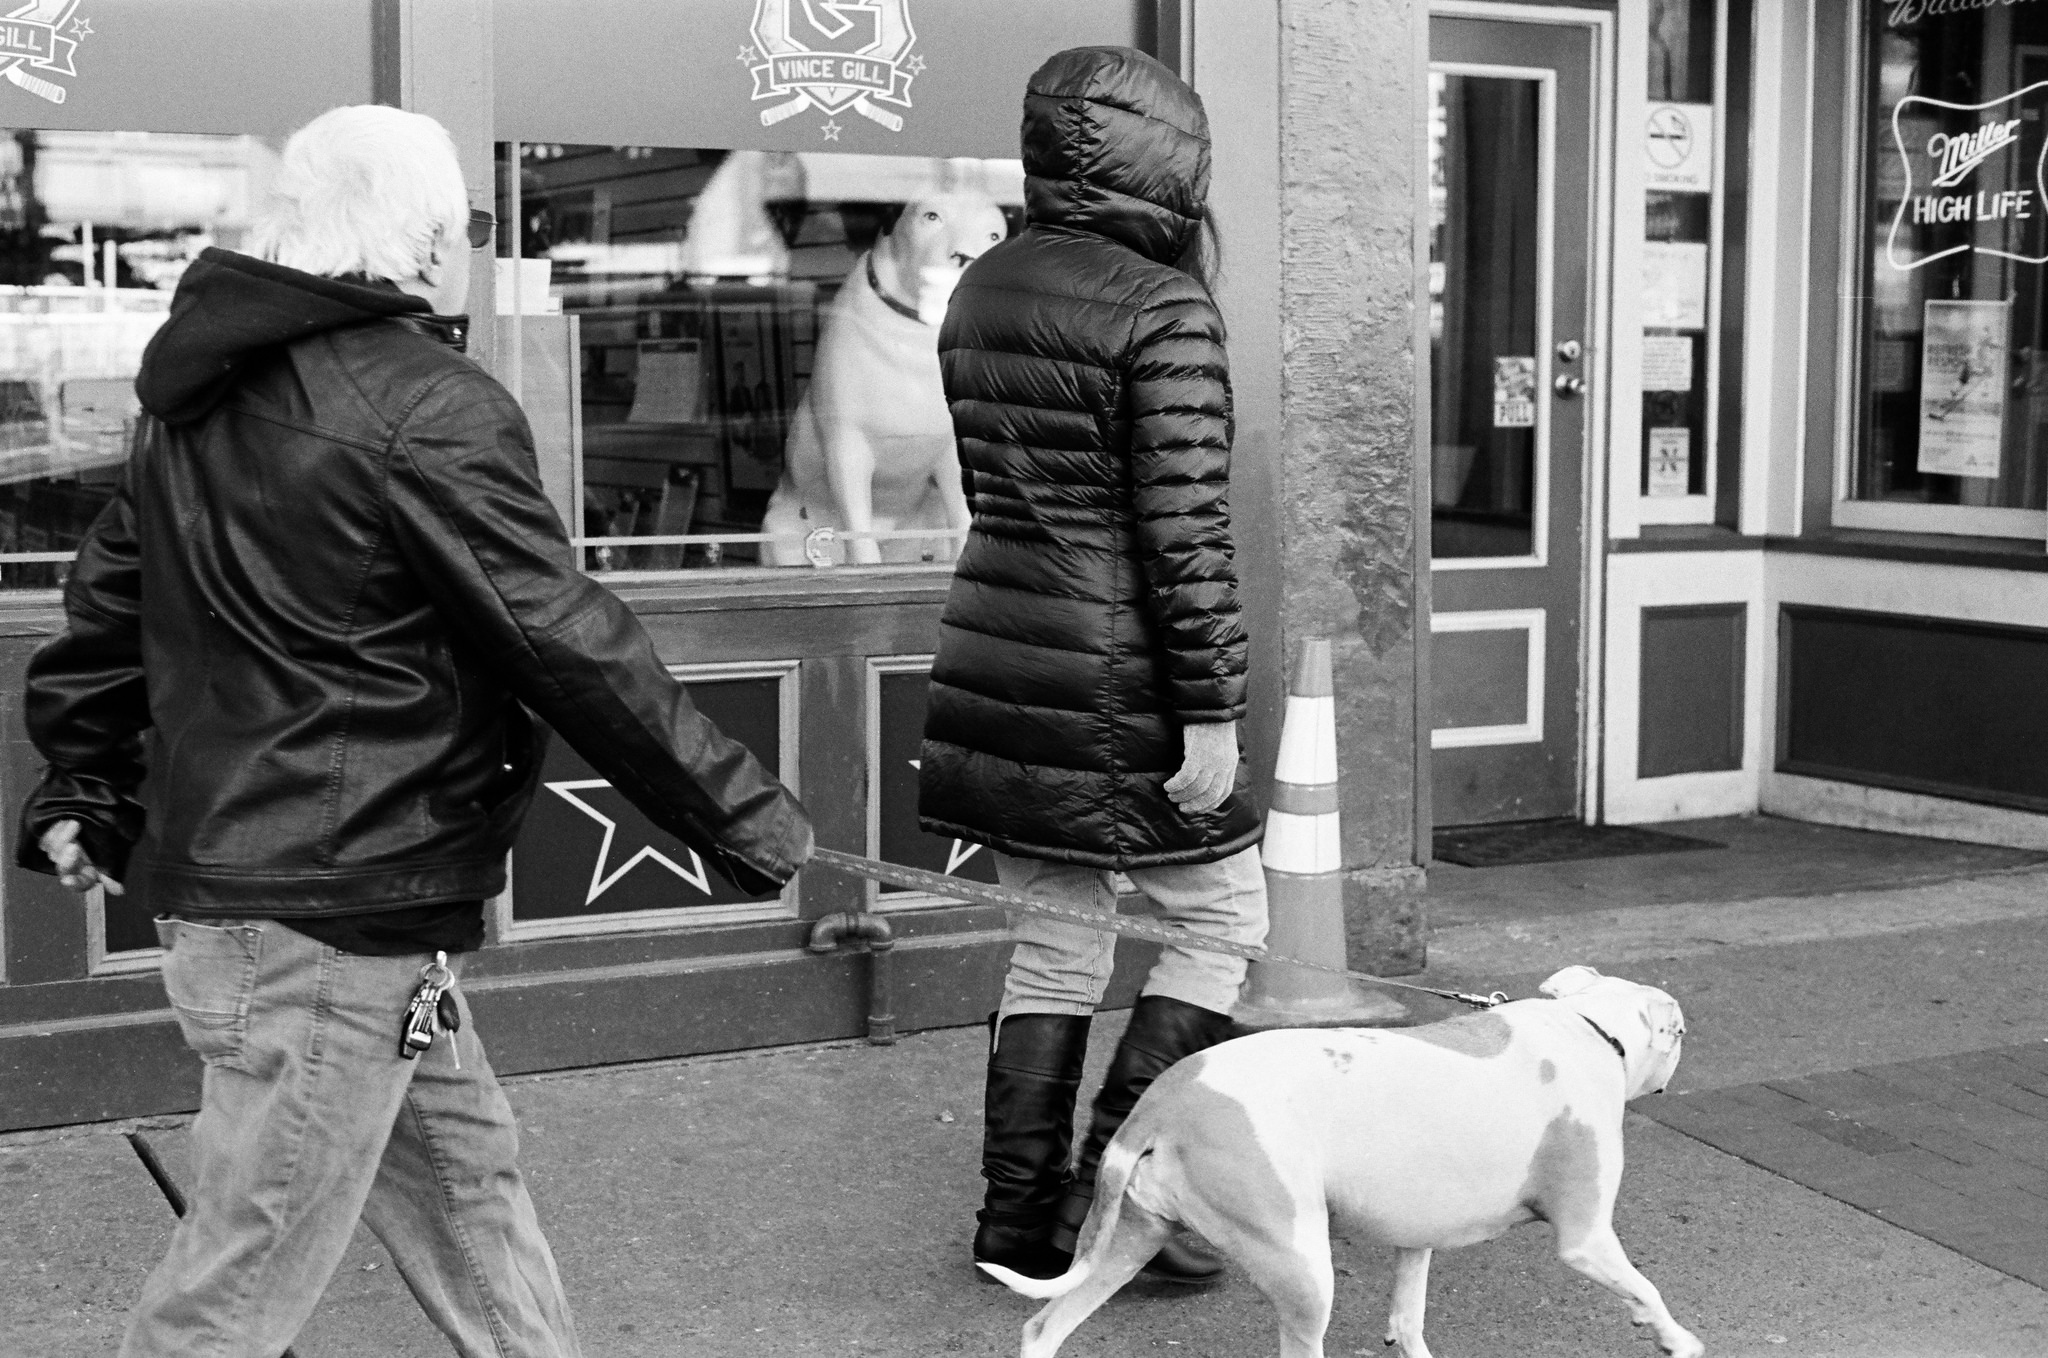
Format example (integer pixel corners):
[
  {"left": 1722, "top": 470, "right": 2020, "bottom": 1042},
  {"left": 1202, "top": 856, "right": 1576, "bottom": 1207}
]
[
  {"left": 994, "top": 845, "right": 1269, "bottom": 1022},
  {"left": 125, "top": 917, "right": 579, "bottom": 1358}
]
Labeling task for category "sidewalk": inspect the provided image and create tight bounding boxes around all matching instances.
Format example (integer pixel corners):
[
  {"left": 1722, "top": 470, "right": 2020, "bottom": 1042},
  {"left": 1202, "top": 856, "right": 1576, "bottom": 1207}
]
[{"left": 10, "top": 814, "right": 2048, "bottom": 1357}]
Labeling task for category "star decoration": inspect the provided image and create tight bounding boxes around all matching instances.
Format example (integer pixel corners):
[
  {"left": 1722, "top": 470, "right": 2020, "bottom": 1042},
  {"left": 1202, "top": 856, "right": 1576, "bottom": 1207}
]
[
  {"left": 907, "top": 759, "right": 983, "bottom": 874},
  {"left": 820, "top": 118, "right": 843, "bottom": 141},
  {"left": 68, "top": 17, "right": 91, "bottom": 39},
  {"left": 547, "top": 779, "right": 711, "bottom": 904},
  {"left": 905, "top": 54, "right": 926, "bottom": 76},
  {"left": 737, "top": 44, "right": 757, "bottom": 63}
]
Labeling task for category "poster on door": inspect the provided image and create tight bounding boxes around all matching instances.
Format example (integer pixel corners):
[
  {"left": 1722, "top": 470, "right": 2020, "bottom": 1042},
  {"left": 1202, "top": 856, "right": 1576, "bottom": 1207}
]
[
  {"left": 1647, "top": 427, "right": 1691, "bottom": 497},
  {"left": 1917, "top": 299, "right": 2008, "bottom": 479},
  {"left": 1492, "top": 356, "right": 1536, "bottom": 428}
]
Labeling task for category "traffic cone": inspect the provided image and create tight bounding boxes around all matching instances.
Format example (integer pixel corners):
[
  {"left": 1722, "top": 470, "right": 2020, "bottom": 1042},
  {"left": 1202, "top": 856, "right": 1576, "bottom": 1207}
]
[{"left": 1233, "top": 637, "right": 1409, "bottom": 1030}]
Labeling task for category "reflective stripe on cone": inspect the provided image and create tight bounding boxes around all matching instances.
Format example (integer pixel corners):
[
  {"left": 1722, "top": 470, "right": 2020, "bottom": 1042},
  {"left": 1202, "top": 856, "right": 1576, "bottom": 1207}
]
[{"left": 1233, "top": 637, "right": 1409, "bottom": 1030}]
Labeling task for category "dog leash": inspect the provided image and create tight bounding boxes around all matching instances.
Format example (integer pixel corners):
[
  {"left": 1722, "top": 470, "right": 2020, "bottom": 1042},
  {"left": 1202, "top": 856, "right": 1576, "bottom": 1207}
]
[{"left": 809, "top": 848, "right": 1508, "bottom": 1010}]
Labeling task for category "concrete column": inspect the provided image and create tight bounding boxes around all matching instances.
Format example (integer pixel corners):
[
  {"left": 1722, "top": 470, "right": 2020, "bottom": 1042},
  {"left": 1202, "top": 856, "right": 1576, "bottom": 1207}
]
[
  {"left": 374, "top": 0, "right": 497, "bottom": 359},
  {"left": 1275, "top": 0, "right": 1430, "bottom": 974}
]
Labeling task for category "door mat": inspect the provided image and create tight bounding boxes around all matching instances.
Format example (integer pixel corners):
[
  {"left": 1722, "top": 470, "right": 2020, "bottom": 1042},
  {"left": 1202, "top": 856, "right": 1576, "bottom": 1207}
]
[
  {"left": 1432, "top": 819, "right": 1724, "bottom": 868},
  {"left": 1637, "top": 1047, "right": 2048, "bottom": 1289}
]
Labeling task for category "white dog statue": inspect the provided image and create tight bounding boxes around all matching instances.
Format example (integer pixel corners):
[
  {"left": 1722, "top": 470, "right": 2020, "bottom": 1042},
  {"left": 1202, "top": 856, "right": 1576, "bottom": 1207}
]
[
  {"left": 982, "top": 965, "right": 1700, "bottom": 1358},
  {"left": 762, "top": 193, "right": 1007, "bottom": 566}
]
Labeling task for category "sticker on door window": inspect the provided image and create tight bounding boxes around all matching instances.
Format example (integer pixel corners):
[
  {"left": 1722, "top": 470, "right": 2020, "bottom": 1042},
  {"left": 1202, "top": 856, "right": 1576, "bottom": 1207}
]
[
  {"left": 1646, "top": 427, "right": 1690, "bottom": 497},
  {"left": 1641, "top": 334, "right": 1694, "bottom": 392},
  {"left": 1492, "top": 356, "right": 1536, "bottom": 429},
  {"left": 1642, "top": 242, "right": 1708, "bottom": 329},
  {"left": 1645, "top": 103, "right": 1714, "bottom": 194},
  {"left": 1917, "top": 298, "right": 2009, "bottom": 479}
]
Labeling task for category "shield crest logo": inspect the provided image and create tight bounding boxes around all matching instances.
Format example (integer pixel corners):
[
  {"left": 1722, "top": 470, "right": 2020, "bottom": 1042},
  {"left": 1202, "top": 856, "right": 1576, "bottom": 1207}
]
[
  {"left": 745, "top": 0, "right": 923, "bottom": 136},
  {"left": 0, "top": 0, "right": 89, "bottom": 106}
]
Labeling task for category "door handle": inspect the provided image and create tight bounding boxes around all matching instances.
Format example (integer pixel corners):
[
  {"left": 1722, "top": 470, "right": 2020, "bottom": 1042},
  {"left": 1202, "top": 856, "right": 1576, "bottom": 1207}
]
[
  {"left": 1556, "top": 339, "right": 1583, "bottom": 363},
  {"left": 1554, "top": 374, "right": 1586, "bottom": 398}
]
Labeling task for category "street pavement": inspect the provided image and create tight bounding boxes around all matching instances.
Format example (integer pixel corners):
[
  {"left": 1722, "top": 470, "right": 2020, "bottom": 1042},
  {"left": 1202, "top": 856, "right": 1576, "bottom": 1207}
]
[{"left": 9, "top": 814, "right": 2048, "bottom": 1357}]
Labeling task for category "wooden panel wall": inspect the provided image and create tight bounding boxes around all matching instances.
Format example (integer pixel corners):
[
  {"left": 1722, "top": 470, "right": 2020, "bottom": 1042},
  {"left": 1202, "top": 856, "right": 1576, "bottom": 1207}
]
[
  {"left": 1780, "top": 605, "right": 2048, "bottom": 811},
  {"left": 1639, "top": 603, "right": 1745, "bottom": 778}
]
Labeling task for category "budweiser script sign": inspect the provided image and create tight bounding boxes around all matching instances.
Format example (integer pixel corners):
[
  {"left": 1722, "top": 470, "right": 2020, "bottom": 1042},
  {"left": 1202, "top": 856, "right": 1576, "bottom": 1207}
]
[
  {"left": 1887, "top": 81, "right": 2048, "bottom": 270},
  {"left": 1888, "top": 0, "right": 2044, "bottom": 27},
  {"left": 742, "top": 0, "right": 924, "bottom": 140}
]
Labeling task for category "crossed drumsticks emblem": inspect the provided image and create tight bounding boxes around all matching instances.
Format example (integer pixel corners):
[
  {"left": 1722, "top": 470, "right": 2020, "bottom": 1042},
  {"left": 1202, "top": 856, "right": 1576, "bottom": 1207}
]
[
  {"left": 0, "top": 0, "right": 81, "bottom": 105},
  {"left": 749, "top": 0, "right": 911, "bottom": 133}
]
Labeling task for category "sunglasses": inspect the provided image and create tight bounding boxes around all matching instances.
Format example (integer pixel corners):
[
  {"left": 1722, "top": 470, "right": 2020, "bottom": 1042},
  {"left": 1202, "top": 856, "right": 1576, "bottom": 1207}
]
[{"left": 467, "top": 207, "right": 495, "bottom": 250}]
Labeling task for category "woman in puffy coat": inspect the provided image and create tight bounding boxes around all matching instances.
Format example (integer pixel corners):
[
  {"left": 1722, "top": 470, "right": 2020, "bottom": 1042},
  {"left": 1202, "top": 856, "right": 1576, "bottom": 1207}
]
[{"left": 918, "top": 46, "right": 1268, "bottom": 1286}]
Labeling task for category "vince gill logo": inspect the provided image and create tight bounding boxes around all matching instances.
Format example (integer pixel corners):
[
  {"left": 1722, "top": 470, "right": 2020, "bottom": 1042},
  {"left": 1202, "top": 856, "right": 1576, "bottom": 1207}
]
[
  {"left": 0, "top": 0, "right": 89, "bottom": 105},
  {"left": 741, "top": 0, "right": 923, "bottom": 141}
]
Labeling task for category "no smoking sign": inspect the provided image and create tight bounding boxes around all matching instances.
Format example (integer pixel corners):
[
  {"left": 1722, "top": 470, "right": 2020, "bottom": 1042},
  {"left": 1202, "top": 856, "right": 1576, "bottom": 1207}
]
[{"left": 1645, "top": 101, "right": 1715, "bottom": 194}]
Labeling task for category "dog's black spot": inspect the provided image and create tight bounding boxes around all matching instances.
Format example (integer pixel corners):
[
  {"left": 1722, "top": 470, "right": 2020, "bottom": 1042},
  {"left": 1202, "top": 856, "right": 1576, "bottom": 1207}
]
[
  {"left": 1539, "top": 1059, "right": 1557, "bottom": 1084},
  {"left": 1324, "top": 1046, "right": 1354, "bottom": 1074},
  {"left": 1403, "top": 1012, "right": 1512, "bottom": 1059},
  {"left": 1118, "top": 1059, "right": 1297, "bottom": 1256},
  {"left": 1516, "top": 1109, "right": 1602, "bottom": 1238}
]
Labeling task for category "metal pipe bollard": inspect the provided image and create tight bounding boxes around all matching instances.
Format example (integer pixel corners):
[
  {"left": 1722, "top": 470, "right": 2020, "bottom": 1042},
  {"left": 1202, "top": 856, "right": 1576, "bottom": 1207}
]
[{"left": 806, "top": 910, "right": 896, "bottom": 1044}]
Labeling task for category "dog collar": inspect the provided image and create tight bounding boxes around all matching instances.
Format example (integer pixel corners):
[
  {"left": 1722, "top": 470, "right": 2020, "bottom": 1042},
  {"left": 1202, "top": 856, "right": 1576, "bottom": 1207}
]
[
  {"left": 866, "top": 252, "right": 927, "bottom": 324},
  {"left": 1581, "top": 1015, "right": 1626, "bottom": 1063}
]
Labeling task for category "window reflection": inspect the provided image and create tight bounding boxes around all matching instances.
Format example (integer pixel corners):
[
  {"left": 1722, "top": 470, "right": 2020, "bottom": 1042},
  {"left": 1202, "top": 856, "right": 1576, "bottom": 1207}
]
[
  {"left": 495, "top": 144, "right": 1022, "bottom": 571},
  {"left": 1858, "top": 8, "right": 2048, "bottom": 512},
  {"left": 0, "top": 130, "right": 273, "bottom": 588},
  {"left": 1429, "top": 72, "right": 1540, "bottom": 559}
]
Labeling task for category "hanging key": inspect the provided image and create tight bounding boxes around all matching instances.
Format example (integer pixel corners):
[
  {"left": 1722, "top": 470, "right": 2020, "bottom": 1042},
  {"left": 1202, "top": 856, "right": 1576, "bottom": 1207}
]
[
  {"left": 436, "top": 989, "right": 462, "bottom": 1069},
  {"left": 398, "top": 952, "right": 454, "bottom": 1060}
]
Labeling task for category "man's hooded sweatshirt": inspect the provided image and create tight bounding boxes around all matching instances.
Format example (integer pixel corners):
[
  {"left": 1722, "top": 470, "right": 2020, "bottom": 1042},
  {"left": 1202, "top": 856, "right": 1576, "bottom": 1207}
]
[{"left": 17, "top": 248, "right": 811, "bottom": 914}]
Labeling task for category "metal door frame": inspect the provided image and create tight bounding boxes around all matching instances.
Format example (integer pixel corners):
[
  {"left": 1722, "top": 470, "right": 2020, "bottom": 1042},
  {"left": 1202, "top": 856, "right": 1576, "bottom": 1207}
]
[{"left": 1428, "top": 0, "right": 1617, "bottom": 824}]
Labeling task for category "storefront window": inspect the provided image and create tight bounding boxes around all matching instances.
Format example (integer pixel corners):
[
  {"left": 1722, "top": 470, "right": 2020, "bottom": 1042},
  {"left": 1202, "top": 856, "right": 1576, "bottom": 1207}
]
[
  {"left": 1642, "top": 0, "right": 1720, "bottom": 501},
  {"left": 0, "top": 130, "right": 272, "bottom": 588},
  {"left": 494, "top": 143, "right": 1021, "bottom": 573},
  {"left": 1856, "top": 4, "right": 2048, "bottom": 520}
]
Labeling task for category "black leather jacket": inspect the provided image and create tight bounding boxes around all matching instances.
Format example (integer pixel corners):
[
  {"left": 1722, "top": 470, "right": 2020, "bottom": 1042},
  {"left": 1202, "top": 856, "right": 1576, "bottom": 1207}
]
[{"left": 17, "top": 249, "right": 811, "bottom": 914}]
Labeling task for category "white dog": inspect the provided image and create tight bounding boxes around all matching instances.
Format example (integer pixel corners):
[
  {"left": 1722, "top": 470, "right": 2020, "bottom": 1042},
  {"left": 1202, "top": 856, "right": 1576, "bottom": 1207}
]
[
  {"left": 981, "top": 966, "right": 1700, "bottom": 1358},
  {"left": 762, "top": 193, "right": 1007, "bottom": 566}
]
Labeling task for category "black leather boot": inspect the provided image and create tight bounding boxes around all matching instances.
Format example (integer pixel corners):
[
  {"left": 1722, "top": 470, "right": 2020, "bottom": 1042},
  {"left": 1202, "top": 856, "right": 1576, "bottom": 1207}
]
[
  {"left": 973, "top": 1011, "right": 1092, "bottom": 1282},
  {"left": 1052, "top": 995, "right": 1237, "bottom": 1285}
]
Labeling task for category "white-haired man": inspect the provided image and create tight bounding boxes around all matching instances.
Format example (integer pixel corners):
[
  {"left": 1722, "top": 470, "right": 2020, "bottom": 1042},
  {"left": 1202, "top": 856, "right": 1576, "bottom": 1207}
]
[{"left": 18, "top": 104, "right": 813, "bottom": 1358}]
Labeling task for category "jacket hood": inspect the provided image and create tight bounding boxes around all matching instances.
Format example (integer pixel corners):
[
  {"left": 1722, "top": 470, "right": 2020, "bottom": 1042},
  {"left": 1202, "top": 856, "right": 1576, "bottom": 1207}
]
[
  {"left": 1021, "top": 46, "right": 1210, "bottom": 263},
  {"left": 136, "top": 248, "right": 437, "bottom": 425}
]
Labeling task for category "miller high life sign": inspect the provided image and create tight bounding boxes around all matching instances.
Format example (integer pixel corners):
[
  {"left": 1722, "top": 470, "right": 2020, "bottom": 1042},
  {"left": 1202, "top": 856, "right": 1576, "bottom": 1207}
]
[
  {"left": 1888, "top": 81, "right": 2048, "bottom": 270},
  {"left": 742, "top": 0, "right": 924, "bottom": 141}
]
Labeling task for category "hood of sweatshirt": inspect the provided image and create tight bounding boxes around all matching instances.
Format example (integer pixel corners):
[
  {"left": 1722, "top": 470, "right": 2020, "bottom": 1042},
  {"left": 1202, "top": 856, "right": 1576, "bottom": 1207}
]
[
  {"left": 1020, "top": 46, "right": 1210, "bottom": 264},
  {"left": 135, "top": 248, "right": 453, "bottom": 425}
]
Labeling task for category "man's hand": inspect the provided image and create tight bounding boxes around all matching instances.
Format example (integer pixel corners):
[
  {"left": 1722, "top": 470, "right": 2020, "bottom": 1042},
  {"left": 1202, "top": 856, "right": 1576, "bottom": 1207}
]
[
  {"left": 1164, "top": 721, "right": 1239, "bottom": 815},
  {"left": 41, "top": 819, "right": 124, "bottom": 896}
]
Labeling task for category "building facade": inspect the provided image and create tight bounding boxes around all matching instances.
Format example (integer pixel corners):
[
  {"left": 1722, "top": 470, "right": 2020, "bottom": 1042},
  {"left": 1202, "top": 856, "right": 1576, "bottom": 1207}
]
[
  {"left": 1426, "top": 0, "right": 2048, "bottom": 848},
  {"left": 7, "top": 0, "right": 2030, "bottom": 1132},
  {"left": 0, "top": 0, "right": 1431, "bottom": 1131}
]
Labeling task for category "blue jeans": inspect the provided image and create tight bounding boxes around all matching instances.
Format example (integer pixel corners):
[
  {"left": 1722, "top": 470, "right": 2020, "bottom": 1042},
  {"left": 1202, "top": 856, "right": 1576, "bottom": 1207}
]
[
  {"left": 126, "top": 917, "right": 580, "bottom": 1358},
  {"left": 993, "top": 845, "right": 1269, "bottom": 1022}
]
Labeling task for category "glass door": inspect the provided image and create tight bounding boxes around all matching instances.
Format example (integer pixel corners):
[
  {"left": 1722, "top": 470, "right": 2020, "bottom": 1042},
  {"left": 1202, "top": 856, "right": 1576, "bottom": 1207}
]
[{"left": 1429, "top": 12, "right": 1599, "bottom": 825}]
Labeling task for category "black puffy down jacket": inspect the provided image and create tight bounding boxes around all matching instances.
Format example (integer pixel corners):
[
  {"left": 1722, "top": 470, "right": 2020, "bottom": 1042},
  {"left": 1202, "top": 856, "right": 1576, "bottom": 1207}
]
[
  {"left": 17, "top": 250, "right": 811, "bottom": 913},
  {"left": 917, "top": 46, "right": 1260, "bottom": 870}
]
